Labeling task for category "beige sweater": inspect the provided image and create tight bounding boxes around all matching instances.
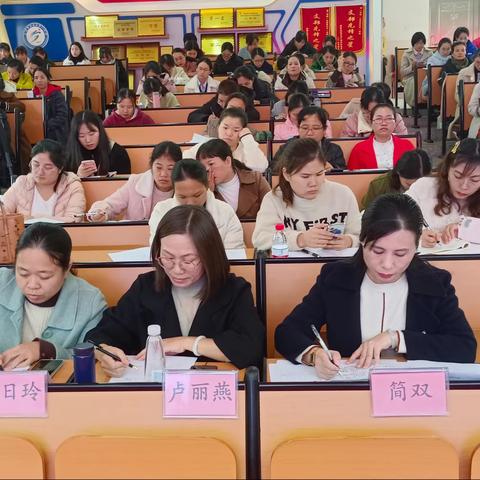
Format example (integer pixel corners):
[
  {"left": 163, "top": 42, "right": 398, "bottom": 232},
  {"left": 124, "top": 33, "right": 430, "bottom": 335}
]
[{"left": 252, "top": 180, "right": 361, "bottom": 251}]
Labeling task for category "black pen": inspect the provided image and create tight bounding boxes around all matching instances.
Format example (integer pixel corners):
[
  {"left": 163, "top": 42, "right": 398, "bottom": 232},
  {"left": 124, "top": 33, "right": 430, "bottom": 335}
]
[
  {"left": 87, "top": 340, "right": 137, "bottom": 369},
  {"left": 301, "top": 248, "right": 320, "bottom": 258}
]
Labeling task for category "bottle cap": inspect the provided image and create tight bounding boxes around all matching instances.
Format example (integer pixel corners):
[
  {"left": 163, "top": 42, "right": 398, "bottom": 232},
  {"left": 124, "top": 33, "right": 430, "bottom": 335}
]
[
  {"left": 275, "top": 223, "right": 285, "bottom": 231},
  {"left": 148, "top": 324, "right": 161, "bottom": 336},
  {"left": 73, "top": 342, "right": 94, "bottom": 355}
]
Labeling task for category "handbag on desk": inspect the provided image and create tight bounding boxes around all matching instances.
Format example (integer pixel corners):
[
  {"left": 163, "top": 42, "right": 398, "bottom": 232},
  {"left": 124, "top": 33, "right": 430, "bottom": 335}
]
[{"left": 0, "top": 200, "right": 24, "bottom": 264}]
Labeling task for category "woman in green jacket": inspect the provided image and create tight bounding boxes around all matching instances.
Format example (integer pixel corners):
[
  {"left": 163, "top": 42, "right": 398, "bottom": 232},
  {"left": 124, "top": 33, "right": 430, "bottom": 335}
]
[{"left": 361, "top": 149, "right": 432, "bottom": 210}]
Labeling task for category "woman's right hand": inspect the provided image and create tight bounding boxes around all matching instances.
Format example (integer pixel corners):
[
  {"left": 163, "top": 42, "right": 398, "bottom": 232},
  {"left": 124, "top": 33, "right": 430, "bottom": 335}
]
[
  {"left": 207, "top": 168, "right": 216, "bottom": 192},
  {"left": 86, "top": 209, "right": 107, "bottom": 222},
  {"left": 298, "top": 225, "right": 334, "bottom": 248},
  {"left": 313, "top": 348, "right": 341, "bottom": 380},
  {"left": 77, "top": 161, "right": 98, "bottom": 178},
  {"left": 420, "top": 229, "right": 440, "bottom": 248},
  {"left": 95, "top": 344, "right": 129, "bottom": 378}
]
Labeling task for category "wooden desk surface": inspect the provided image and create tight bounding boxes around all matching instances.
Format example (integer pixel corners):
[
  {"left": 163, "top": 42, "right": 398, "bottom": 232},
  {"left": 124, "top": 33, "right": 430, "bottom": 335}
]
[{"left": 52, "top": 360, "right": 243, "bottom": 383}]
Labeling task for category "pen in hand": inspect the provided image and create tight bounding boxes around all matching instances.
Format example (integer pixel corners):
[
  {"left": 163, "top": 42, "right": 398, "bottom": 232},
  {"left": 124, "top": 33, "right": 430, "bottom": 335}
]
[
  {"left": 310, "top": 324, "right": 340, "bottom": 370},
  {"left": 87, "top": 340, "right": 137, "bottom": 369}
]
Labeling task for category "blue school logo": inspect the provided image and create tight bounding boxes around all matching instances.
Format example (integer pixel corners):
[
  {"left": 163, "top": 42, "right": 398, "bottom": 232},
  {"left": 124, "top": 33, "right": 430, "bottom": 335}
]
[{"left": 23, "top": 22, "right": 49, "bottom": 48}]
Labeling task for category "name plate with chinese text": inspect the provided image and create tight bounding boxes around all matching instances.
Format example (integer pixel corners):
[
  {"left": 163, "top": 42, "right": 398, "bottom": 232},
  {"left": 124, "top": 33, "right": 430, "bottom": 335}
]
[
  {"left": 163, "top": 370, "right": 237, "bottom": 418},
  {"left": 0, "top": 371, "right": 48, "bottom": 417},
  {"left": 370, "top": 368, "right": 448, "bottom": 417}
]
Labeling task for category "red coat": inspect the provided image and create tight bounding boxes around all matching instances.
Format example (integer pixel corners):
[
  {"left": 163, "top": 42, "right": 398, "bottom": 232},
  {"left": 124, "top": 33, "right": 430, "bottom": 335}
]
[
  {"left": 347, "top": 134, "right": 415, "bottom": 170},
  {"left": 103, "top": 108, "right": 155, "bottom": 127}
]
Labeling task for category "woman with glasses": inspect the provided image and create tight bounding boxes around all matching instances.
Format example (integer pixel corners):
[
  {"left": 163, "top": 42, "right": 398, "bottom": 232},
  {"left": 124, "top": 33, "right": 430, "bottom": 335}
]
[
  {"left": 253, "top": 138, "right": 360, "bottom": 251},
  {"left": 326, "top": 51, "right": 365, "bottom": 88},
  {"left": 2, "top": 139, "right": 85, "bottom": 223},
  {"left": 148, "top": 159, "right": 244, "bottom": 248},
  {"left": 348, "top": 104, "right": 415, "bottom": 170},
  {"left": 406, "top": 138, "right": 480, "bottom": 247},
  {"left": 272, "top": 106, "right": 345, "bottom": 171},
  {"left": 86, "top": 205, "right": 265, "bottom": 375}
]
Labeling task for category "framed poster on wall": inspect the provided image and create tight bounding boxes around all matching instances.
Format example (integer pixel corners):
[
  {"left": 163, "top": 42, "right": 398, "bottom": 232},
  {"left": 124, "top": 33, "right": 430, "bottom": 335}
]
[
  {"left": 201, "top": 34, "right": 235, "bottom": 55},
  {"left": 85, "top": 15, "right": 118, "bottom": 38},
  {"left": 200, "top": 8, "right": 234, "bottom": 29}
]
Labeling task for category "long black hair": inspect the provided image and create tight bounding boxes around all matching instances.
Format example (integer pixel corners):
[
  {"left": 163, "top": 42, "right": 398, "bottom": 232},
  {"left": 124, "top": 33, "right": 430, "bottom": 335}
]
[
  {"left": 68, "top": 41, "right": 88, "bottom": 64},
  {"left": 66, "top": 110, "right": 112, "bottom": 175},
  {"left": 390, "top": 149, "right": 432, "bottom": 190}
]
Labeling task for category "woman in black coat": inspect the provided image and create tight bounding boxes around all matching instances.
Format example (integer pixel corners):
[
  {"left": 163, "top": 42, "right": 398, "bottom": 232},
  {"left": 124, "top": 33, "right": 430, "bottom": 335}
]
[
  {"left": 275, "top": 194, "right": 476, "bottom": 379},
  {"left": 86, "top": 205, "right": 265, "bottom": 376},
  {"left": 213, "top": 42, "right": 244, "bottom": 75}
]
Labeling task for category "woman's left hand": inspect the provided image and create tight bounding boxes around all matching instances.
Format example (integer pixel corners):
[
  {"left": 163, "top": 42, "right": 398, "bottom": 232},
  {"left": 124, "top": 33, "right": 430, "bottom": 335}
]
[
  {"left": 348, "top": 332, "right": 392, "bottom": 368},
  {"left": 0, "top": 342, "right": 41, "bottom": 370},
  {"left": 239, "top": 127, "right": 252, "bottom": 139},
  {"left": 440, "top": 223, "right": 459, "bottom": 244},
  {"left": 162, "top": 337, "right": 195, "bottom": 355},
  {"left": 323, "top": 234, "right": 353, "bottom": 250}
]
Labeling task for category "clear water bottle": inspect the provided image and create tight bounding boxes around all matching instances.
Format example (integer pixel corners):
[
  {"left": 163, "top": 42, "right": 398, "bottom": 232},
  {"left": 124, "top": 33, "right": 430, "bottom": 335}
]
[
  {"left": 144, "top": 324, "right": 166, "bottom": 382},
  {"left": 271, "top": 223, "right": 289, "bottom": 258}
]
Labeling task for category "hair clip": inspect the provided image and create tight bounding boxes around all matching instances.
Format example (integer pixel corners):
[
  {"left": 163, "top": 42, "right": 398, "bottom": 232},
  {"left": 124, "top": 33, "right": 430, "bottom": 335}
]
[{"left": 451, "top": 141, "right": 460, "bottom": 154}]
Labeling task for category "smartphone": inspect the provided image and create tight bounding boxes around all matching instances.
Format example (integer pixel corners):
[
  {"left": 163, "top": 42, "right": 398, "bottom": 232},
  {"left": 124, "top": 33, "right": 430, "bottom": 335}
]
[
  {"left": 192, "top": 365, "right": 218, "bottom": 370},
  {"left": 31, "top": 359, "right": 63, "bottom": 376}
]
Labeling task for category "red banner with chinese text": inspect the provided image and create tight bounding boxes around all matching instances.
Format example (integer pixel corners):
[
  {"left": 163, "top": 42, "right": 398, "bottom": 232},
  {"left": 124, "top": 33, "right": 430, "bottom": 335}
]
[
  {"left": 300, "top": 7, "right": 331, "bottom": 52},
  {"left": 335, "top": 4, "right": 365, "bottom": 54}
]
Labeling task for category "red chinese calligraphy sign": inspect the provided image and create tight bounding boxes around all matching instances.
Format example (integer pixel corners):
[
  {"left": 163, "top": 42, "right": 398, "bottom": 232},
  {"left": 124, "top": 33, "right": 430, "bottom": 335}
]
[
  {"left": 300, "top": 8, "right": 331, "bottom": 52},
  {"left": 335, "top": 4, "right": 365, "bottom": 54}
]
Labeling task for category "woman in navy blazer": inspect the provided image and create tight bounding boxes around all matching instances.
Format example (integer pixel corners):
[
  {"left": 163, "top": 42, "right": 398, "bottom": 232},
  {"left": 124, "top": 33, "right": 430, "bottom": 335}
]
[{"left": 275, "top": 193, "right": 476, "bottom": 379}]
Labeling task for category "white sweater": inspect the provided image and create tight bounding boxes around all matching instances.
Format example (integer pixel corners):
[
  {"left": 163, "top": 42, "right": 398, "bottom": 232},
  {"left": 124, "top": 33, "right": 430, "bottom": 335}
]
[
  {"left": 183, "top": 133, "right": 268, "bottom": 173},
  {"left": 183, "top": 75, "right": 219, "bottom": 93},
  {"left": 252, "top": 180, "right": 361, "bottom": 251},
  {"left": 405, "top": 177, "right": 465, "bottom": 231},
  {"left": 148, "top": 190, "right": 245, "bottom": 248}
]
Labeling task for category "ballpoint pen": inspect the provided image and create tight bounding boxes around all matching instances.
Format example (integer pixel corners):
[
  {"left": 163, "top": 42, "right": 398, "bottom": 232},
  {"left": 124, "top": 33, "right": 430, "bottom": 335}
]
[
  {"left": 310, "top": 324, "right": 340, "bottom": 369},
  {"left": 301, "top": 248, "right": 320, "bottom": 258},
  {"left": 87, "top": 340, "right": 137, "bottom": 369}
]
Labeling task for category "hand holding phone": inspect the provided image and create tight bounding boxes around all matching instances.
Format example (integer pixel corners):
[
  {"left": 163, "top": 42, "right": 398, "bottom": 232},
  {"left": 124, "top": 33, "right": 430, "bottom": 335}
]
[{"left": 78, "top": 160, "right": 98, "bottom": 178}]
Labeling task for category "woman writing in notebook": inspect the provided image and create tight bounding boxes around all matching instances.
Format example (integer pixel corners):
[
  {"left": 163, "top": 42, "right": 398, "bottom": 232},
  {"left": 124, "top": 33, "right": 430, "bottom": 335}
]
[
  {"left": 406, "top": 138, "right": 480, "bottom": 247},
  {"left": 275, "top": 194, "right": 477, "bottom": 380},
  {"left": 86, "top": 205, "right": 264, "bottom": 374}
]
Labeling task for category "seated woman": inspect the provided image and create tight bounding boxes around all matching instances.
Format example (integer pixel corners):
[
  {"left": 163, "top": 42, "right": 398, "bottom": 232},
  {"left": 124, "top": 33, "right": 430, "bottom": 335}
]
[
  {"left": 2, "top": 59, "right": 33, "bottom": 90},
  {"left": 66, "top": 110, "right": 131, "bottom": 178},
  {"left": 138, "top": 77, "right": 179, "bottom": 109},
  {"left": 62, "top": 41, "right": 90, "bottom": 66},
  {"left": 103, "top": 89, "right": 155, "bottom": 127},
  {"left": 280, "top": 30, "right": 317, "bottom": 58},
  {"left": 311, "top": 45, "right": 338, "bottom": 72},
  {"left": 272, "top": 80, "right": 320, "bottom": 120},
  {"left": 400, "top": 32, "right": 432, "bottom": 107},
  {"left": 96, "top": 46, "right": 128, "bottom": 89},
  {"left": 421, "top": 38, "right": 451, "bottom": 97},
  {"left": 86, "top": 204, "right": 264, "bottom": 374},
  {"left": 87, "top": 141, "right": 182, "bottom": 222},
  {"left": 361, "top": 149, "right": 432, "bottom": 209},
  {"left": 206, "top": 91, "right": 260, "bottom": 138},
  {"left": 32, "top": 67, "right": 69, "bottom": 143},
  {"left": 406, "top": 138, "right": 480, "bottom": 247},
  {"left": 2, "top": 139, "right": 85, "bottom": 222},
  {"left": 250, "top": 47, "right": 274, "bottom": 76},
  {"left": 196, "top": 139, "right": 271, "bottom": 219},
  {"left": 347, "top": 104, "right": 415, "bottom": 170},
  {"left": 232, "top": 65, "right": 273, "bottom": 105},
  {"left": 253, "top": 138, "right": 360, "bottom": 251},
  {"left": 272, "top": 106, "right": 345, "bottom": 171},
  {"left": 184, "top": 58, "right": 219, "bottom": 94},
  {"left": 14, "top": 45, "right": 30, "bottom": 72},
  {"left": 149, "top": 159, "right": 244, "bottom": 248},
  {"left": 184, "top": 40, "right": 204, "bottom": 61},
  {"left": 160, "top": 53, "right": 189, "bottom": 86},
  {"left": 274, "top": 53, "right": 315, "bottom": 90},
  {"left": 183, "top": 107, "right": 268, "bottom": 173},
  {"left": 238, "top": 33, "right": 259, "bottom": 61},
  {"left": 326, "top": 51, "right": 365, "bottom": 88},
  {"left": 454, "top": 26, "right": 478, "bottom": 60},
  {"left": 339, "top": 81, "right": 391, "bottom": 118},
  {"left": 438, "top": 41, "right": 469, "bottom": 86},
  {"left": 0, "top": 223, "right": 106, "bottom": 370},
  {"left": 172, "top": 47, "right": 196, "bottom": 78},
  {"left": 341, "top": 86, "right": 408, "bottom": 137},
  {"left": 213, "top": 42, "right": 244, "bottom": 75},
  {"left": 274, "top": 93, "right": 311, "bottom": 140},
  {"left": 275, "top": 193, "right": 477, "bottom": 379},
  {"left": 135, "top": 60, "right": 173, "bottom": 95}
]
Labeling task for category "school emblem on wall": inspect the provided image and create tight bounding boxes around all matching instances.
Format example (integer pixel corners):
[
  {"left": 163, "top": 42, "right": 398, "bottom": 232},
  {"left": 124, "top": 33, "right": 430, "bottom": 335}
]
[{"left": 23, "top": 22, "right": 50, "bottom": 49}]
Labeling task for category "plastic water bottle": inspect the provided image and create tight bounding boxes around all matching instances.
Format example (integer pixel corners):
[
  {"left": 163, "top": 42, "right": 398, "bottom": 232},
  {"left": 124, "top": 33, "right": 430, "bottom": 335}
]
[
  {"left": 144, "top": 324, "right": 166, "bottom": 382},
  {"left": 271, "top": 223, "right": 289, "bottom": 258}
]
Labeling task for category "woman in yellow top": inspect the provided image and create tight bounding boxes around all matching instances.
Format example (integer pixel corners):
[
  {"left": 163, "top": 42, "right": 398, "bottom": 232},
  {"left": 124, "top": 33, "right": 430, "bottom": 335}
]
[{"left": 1, "top": 59, "right": 33, "bottom": 90}]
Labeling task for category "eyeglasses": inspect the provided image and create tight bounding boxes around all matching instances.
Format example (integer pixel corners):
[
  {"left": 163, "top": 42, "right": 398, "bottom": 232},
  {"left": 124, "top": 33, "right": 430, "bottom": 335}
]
[
  {"left": 343, "top": 61, "right": 356, "bottom": 66},
  {"left": 299, "top": 125, "right": 324, "bottom": 133},
  {"left": 156, "top": 256, "right": 201, "bottom": 271},
  {"left": 372, "top": 117, "right": 395, "bottom": 124}
]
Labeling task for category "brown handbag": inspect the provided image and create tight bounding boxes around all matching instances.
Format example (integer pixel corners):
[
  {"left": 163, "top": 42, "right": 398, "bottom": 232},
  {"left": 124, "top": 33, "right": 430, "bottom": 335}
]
[{"left": 0, "top": 200, "right": 24, "bottom": 264}]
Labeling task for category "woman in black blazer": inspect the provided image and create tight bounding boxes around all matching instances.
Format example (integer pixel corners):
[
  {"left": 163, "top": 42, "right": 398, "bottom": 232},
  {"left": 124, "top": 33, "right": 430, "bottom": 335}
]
[
  {"left": 275, "top": 194, "right": 476, "bottom": 379},
  {"left": 86, "top": 205, "right": 264, "bottom": 375}
]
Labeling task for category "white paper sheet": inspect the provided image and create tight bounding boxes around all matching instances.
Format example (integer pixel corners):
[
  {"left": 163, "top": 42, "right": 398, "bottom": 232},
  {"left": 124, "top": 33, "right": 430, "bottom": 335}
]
[
  {"left": 417, "top": 239, "right": 470, "bottom": 255},
  {"left": 226, "top": 248, "right": 247, "bottom": 260},
  {"left": 269, "top": 359, "right": 480, "bottom": 382},
  {"left": 108, "top": 246, "right": 150, "bottom": 262},
  {"left": 288, "top": 247, "right": 358, "bottom": 258},
  {"left": 24, "top": 217, "right": 63, "bottom": 225},
  {"left": 189, "top": 133, "right": 210, "bottom": 145},
  {"left": 109, "top": 355, "right": 197, "bottom": 383}
]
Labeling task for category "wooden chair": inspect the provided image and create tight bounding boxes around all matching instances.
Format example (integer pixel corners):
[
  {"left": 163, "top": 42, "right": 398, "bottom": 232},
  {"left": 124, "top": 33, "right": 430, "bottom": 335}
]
[
  {"left": 441, "top": 73, "right": 459, "bottom": 154},
  {"left": 393, "top": 47, "right": 408, "bottom": 113},
  {"left": 322, "top": 101, "right": 349, "bottom": 119},
  {"left": 54, "top": 78, "right": 88, "bottom": 113},
  {"left": 82, "top": 178, "right": 128, "bottom": 210},
  {"left": 413, "top": 66, "right": 428, "bottom": 127},
  {"left": 426, "top": 65, "right": 443, "bottom": 142},
  {"left": 86, "top": 78, "right": 106, "bottom": 116},
  {"left": 471, "top": 444, "right": 480, "bottom": 479},
  {"left": 313, "top": 78, "right": 327, "bottom": 88},
  {"left": 175, "top": 92, "right": 216, "bottom": 107},
  {"left": 6, "top": 109, "right": 21, "bottom": 160},
  {"left": 270, "top": 436, "right": 458, "bottom": 479},
  {"left": 19, "top": 97, "right": 44, "bottom": 144},
  {"left": 0, "top": 436, "right": 44, "bottom": 479},
  {"left": 314, "top": 71, "right": 331, "bottom": 80},
  {"left": 459, "top": 80, "right": 476, "bottom": 138},
  {"left": 55, "top": 435, "right": 236, "bottom": 479}
]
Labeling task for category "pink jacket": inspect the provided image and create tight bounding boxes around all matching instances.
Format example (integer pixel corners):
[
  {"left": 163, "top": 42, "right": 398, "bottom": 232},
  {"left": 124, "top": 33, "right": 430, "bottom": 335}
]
[
  {"left": 2, "top": 172, "right": 85, "bottom": 222},
  {"left": 341, "top": 111, "right": 408, "bottom": 137},
  {"left": 274, "top": 117, "right": 299, "bottom": 140},
  {"left": 89, "top": 170, "right": 172, "bottom": 221}
]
